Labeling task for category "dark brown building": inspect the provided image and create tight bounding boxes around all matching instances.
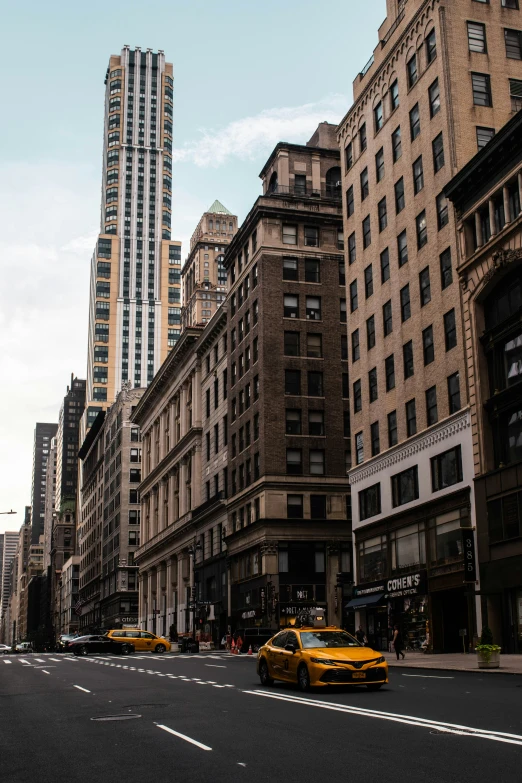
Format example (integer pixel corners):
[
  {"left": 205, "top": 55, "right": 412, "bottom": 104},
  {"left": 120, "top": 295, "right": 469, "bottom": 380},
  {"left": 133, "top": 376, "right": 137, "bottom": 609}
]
[{"left": 222, "top": 123, "right": 352, "bottom": 633}]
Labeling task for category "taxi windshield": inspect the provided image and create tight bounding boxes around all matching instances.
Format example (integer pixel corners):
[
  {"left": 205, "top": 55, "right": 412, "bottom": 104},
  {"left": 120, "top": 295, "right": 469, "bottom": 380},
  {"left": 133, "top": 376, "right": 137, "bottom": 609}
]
[{"left": 300, "top": 631, "right": 362, "bottom": 649}]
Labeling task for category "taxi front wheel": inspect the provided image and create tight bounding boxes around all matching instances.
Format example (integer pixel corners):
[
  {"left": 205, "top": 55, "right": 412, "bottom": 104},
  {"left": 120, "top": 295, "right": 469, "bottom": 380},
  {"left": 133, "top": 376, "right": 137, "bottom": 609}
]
[
  {"left": 155, "top": 644, "right": 166, "bottom": 654},
  {"left": 297, "top": 664, "right": 310, "bottom": 692},
  {"left": 259, "top": 659, "right": 273, "bottom": 687}
]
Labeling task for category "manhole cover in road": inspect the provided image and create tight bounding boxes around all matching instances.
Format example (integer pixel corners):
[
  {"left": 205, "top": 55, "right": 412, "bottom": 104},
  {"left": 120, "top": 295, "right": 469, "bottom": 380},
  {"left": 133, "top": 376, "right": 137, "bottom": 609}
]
[{"left": 91, "top": 714, "right": 142, "bottom": 721}]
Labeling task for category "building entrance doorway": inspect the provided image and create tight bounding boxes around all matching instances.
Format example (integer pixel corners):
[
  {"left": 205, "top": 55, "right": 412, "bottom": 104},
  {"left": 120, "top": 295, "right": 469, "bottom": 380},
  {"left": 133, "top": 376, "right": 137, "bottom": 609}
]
[{"left": 431, "top": 588, "right": 469, "bottom": 653}]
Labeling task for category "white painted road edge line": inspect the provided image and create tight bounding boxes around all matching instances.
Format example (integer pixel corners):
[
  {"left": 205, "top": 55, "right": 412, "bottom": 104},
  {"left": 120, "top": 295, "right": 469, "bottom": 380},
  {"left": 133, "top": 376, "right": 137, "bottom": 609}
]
[
  {"left": 156, "top": 723, "right": 212, "bottom": 751},
  {"left": 402, "top": 674, "right": 454, "bottom": 679},
  {"left": 243, "top": 690, "right": 522, "bottom": 746},
  {"left": 73, "top": 685, "right": 91, "bottom": 693}
]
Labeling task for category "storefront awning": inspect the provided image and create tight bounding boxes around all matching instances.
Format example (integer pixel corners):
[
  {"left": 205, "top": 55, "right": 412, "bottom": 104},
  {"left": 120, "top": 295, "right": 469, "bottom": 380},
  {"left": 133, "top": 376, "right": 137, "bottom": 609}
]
[{"left": 345, "top": 593, "right": 385, "bottom": 611}]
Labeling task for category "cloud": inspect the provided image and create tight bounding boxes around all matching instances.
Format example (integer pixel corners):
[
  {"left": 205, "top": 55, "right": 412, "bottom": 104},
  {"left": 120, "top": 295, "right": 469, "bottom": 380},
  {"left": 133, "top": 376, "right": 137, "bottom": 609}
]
[{"left": 172, "top": 94, "right": 347, "bottom": 167}]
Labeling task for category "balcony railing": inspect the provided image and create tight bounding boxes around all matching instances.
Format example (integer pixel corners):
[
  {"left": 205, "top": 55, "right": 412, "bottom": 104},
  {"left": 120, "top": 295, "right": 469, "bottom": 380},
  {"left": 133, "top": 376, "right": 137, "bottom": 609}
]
[
  {"left": 359, "top": 54, "right": 375, "bottom": 78},
  {"left": 267, "top": 183, "right": 342, "bottom": 201},
  {"left": 381, "top": 1, "right": 407, "bottom": 47}
]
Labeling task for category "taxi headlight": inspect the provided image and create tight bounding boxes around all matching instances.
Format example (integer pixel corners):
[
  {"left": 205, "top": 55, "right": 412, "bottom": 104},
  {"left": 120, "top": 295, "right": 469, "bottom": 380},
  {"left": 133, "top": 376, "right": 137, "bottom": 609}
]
[
  {"left": 310, "top": 657, "right": 336, "bottom": 665},
  {"left": 373, "top": 656, "right": 386, "bottom": 664}
]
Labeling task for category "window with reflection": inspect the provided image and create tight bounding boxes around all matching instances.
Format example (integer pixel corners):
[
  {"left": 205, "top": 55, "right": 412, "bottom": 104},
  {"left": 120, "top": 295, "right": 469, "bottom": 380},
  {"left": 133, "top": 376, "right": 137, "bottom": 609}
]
[
  {"left": 391, "top": 523, "right": 426, "bottom": 572},
  {"left": 358, "top": 535, "right": 387, "bottom": 581},
  {"left": 429, "top": 511, "right": 463, "bottom": 566}
]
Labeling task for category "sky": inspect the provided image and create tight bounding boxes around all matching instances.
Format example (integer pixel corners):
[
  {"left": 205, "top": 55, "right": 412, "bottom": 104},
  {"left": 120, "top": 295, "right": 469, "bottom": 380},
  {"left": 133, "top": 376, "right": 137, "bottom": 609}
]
[{"left": 0, "top": 0, "right": 386, "bottom": 535}]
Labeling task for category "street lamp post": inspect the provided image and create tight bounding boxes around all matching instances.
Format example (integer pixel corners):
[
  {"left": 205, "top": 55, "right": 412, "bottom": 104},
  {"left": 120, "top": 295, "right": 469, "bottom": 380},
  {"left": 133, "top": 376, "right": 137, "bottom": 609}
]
[{"left": 187, "top": 539, "right": 202, "bottom": 642}]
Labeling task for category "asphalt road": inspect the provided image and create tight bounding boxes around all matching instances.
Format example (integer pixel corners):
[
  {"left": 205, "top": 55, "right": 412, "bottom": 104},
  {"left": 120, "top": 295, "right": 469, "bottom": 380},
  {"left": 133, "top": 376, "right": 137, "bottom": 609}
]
[{"left": 1, "top": 651, "right": 521, "bottom": 783}]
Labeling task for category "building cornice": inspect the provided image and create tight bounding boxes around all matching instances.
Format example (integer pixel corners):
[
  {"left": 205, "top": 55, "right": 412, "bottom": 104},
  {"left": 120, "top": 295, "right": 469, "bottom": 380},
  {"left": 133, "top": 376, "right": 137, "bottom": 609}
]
[{"left": 348, "top": 408, "right": 470, "bottom": 486}]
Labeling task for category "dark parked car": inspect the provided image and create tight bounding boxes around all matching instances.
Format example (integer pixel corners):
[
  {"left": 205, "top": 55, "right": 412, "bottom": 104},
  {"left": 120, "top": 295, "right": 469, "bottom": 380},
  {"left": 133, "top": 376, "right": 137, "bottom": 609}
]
[{"left": 68, "top": 634, "right": 135, "bottom": 656}]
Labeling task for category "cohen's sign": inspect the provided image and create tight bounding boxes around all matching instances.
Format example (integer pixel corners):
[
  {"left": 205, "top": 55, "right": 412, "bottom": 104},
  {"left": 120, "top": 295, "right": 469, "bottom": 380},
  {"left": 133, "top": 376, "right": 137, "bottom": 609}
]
[{"left": 354, "top": 570, "right": 427, "bottom": 599}]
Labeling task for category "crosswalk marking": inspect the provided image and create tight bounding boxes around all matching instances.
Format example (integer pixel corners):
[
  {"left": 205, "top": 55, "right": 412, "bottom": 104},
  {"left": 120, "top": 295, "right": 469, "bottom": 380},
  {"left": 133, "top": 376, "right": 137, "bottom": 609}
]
[{"left": 3, "top": 660, "right": 12, "bottom": 664}]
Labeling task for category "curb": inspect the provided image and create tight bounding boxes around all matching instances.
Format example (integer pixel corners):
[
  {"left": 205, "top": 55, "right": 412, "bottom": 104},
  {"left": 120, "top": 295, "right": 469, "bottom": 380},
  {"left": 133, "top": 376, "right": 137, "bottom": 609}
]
[{"left": 387, "top": 662, "right": 522, "bottom": 676}]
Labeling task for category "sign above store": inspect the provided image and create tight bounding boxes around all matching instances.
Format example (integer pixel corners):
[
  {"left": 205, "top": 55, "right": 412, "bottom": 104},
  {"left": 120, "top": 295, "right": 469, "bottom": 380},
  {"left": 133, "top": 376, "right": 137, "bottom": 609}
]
[{"left": 353, "top": 570, "right": 428, "bottom": 600}]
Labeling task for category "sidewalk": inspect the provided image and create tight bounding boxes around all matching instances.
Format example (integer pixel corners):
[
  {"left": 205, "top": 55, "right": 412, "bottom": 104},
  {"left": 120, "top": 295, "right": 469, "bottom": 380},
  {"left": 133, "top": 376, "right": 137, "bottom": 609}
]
[{"left": 384, "top": 651, "right": 522, "bottom": 674}]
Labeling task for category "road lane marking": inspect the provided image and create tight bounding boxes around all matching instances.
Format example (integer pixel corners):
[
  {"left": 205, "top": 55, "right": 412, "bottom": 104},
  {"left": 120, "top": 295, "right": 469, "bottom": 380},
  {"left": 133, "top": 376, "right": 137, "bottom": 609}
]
[
  {"left": 212, "top": 684, "right": 226, "bottom": 688},
  {"left": 156, "top": 724, "right": 212, "bottom": 751},
  {"left": 3, "top": 660, "right": 12, "bottom": 664},
  {"left": 42, "top": 670, "right": 50, "bottom": 674},
  {"left": 49, "top": 658, "right": 61, "bottom": 662},
  {"left": 35, "top": 658, "right": 45, "bottom": 663},
  {"left": 402, "top": 674, "right": 454, "bottom": 679},
  {"left": 18, "top": 659, "right": 31, "bottom": 665},
  {"left": 205, "top": 664, "right": 226, "bottom": 668},
  {"left": 243, "top": 690, "right": 522, "bottom": 746},
  {"left": 73, "top": 685, "right": 91, "bottom": 693}
]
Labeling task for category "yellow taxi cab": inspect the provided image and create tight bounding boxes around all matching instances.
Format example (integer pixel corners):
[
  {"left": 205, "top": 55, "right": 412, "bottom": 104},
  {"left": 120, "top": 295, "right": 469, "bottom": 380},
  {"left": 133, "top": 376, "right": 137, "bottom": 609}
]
[
  {"left": 256, "top": 609, "right": 388, "bottom": 691},
  {"left": 106, "top": 629, "right": 171, "bottom": 654}
]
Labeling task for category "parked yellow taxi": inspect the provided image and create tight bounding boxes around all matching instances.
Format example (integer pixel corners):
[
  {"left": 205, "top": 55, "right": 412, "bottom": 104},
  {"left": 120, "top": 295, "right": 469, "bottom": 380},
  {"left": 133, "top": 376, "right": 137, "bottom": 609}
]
[
  {"left": 107, "top": 629, "right": 171, "bottom": 654},
  {"left": 257, "top": 611, "right": 387, "bottom": 691}
]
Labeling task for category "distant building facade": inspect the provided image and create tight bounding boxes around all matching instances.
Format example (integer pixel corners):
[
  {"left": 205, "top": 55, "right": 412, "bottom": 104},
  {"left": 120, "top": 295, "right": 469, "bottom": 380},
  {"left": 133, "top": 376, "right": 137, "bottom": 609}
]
[{"left": 30, "top": 423, "right": 58, "bottom": 544}]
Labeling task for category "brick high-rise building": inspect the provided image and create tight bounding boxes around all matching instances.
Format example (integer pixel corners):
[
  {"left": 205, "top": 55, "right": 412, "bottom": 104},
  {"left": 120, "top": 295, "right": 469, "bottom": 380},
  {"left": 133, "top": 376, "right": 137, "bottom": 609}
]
[
  {"left": 182, "top": 201, "right": 238, "bottom": 328},
  {"left": 337, "top": 0, "right": 522, "bottom": 652},
  {"left": 83, "top": 46, "right": 182, "bottom": 433},
  {"left": 30, "top": 423, "right": 58, "bottom": 544}
]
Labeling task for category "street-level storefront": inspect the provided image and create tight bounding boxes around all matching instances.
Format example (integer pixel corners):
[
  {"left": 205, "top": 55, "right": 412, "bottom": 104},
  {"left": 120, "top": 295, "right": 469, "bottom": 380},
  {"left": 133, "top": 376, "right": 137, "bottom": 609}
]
[{"left": 349, "top": 490, "right": 478, "bottom": 653}]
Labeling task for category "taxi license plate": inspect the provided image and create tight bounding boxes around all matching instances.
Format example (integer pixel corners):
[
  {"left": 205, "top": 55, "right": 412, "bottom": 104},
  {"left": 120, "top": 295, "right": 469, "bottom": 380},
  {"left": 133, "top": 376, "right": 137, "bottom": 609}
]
[{"left": 352, "top": 672, "right": 366, "bottom": 679}]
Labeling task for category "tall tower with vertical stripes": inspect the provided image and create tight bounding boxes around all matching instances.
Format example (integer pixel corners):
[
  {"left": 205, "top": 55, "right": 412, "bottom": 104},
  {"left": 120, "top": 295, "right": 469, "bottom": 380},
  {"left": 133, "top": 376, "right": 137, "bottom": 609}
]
[{"left": 83, "top": 46, "right": 182, "bottom": 431}]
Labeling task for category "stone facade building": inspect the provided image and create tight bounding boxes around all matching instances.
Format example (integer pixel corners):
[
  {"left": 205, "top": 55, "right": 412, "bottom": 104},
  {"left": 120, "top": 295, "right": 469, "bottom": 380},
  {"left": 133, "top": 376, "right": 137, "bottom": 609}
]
[
  {"left": 445, "top": 109, "right": 522, "bottom": 653},
  {"left": 337, "top": 0, "right": 522, "bottom": 652}
]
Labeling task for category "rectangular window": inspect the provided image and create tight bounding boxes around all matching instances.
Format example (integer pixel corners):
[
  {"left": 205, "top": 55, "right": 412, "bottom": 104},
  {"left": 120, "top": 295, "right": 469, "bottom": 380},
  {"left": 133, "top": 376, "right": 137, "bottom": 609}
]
[
  {"left": 286, "top": 449, "right": 302, "bottom": 475},
  {"left": 472, "top": 72, "right": 492, "bottom": 106},
  {"left": 309, "top": 410, "right": 325, "bottom": 436},
  {"left": 390, "top": 79, "right": 399, "bottom": 111},
  {"left": 284, "top": 294, "right": 299, "bottom": 318},
  {"left": 285, "top": 369, "right": 301, "bottom": 396},
  {"left": 294, "top": 174, "right": 307, "bottom": 195},
  {"left": 348, "top": 232, "right": 356, "bottom": 264},
  {"left": 359, "top": 123, "right": 367, "bottom": 152},
  {"left": 360, "top": 167, "right": 369, "bottom": 200},
  {"left": 388, "top": 411, "right": 398, "bottom": 447},
  {"left": 371, "top": 422, "right": 380, "bottom": 457},
  {"left": 440, "top": 248, "right": 453, "bottom": 289},
  {"left": 380, "top": 248, "right": 390, "bottom": 283},
  {"left": 284, "top": 331, "right": 300, "bottom": 356},
  {"left": 346, "top": 185, "right": 354, "bottom": 216},
  {"left": 429, "top": 78, "right": 441, "bottom": 118},
  {"left": 426, "top": 29, "right": 437, "bottom": 63},
  {"left": 444, "top": 309, "right": 457, "bottom": 351},
  {"left": 374, "top": 101, "right": 383, "bottom": 132},
  {"left": 306, "top": 333, "right": 322, "bottom": 358},
  {"left": 436, "top": 192, "right": 449, "bottom": 229},
  {"left": 364, "top": 264, "right": 373, "bottom": 298},
  {"left": 339, "top": 260, "right": 346, "bottom": 286},
  {"left": 287, "top": 495, "right": 303, "bottom": 519},
  {"left": 340, "top": 299, "right": 347, "bottom": 323},
  {"left": 378, "top": 197, "right": 388, "bottom": 232},
  {"left": 431, "top": 446, "right": 463, "bottom": 492},
  {"left": 426, "top": 386, "right": 438, "bottom": 426},
  {"left": 376, "top": 148, "right": 385, "bottom": 182},
  {"left": 403, "top": 341, "right": 414, "bottom": 379},
  {"left": 407, "top": 54, "right": 418, "bottom": 88},
  {"left": 502, "top": 0, "right": 520, "bottom": 9},
  {"left": 477, "top": 126, "right": 495, "bottom": 149},
  {"left": 413, "top": 156, "right": 424, "bottom": 194},
  {"left": 505, "top": 28, "right": 522, "bottom": 59},
  {"left": 286, "top": 409, "right": 302, "bottom": 435},
  {"left": 468, "top": 21, "right": 487, "bottom": 53},
  {"left": 363, "top": 215, "right": 371, "bottom": 248},
  {"left": 342, "top": 373, "right": 349, "bottom": 399},
  {"left": 310, "top": 495, "right": 327, "bottom": 520},
  {"left": 350, "top": 280, "right": 358, "bottom": 312},
  {"left": 308, "top": 371, "right": 323, "bottom": 397},
  {"left": 419, "top": 266, "right": 431, "bottom": 306},
  {"left": 509, "top": 78, "right": 522, "bottom": 112},
  {"left": 306, "top": 296, "right": 321, "bottom": 320},
  {"left": 416, "top": 210, "right": 427, "bottom": 249},
  {"left": 310, "top": 450, "right": 325, "bottom": 475},
  {"left": 353, "top": 379, "right": 362, "bottom": 413},
  {"left": 410, "top": 104, "right": 421, "bottom": 140},
  {"left": 392, "top": 466, "right": 419, "bottom": 507},
  {"left": 385, "top": 354, "right": 395, "bottom": 391},
  {"left": 432, "top": 133, "right": 445, "bottom": 172},
  {"left": 304, "top": 226, "right": 319, "bottom": 247},
  {"left": 283, "top": 257, "right": 298, "bottom": 280},
  {"left": 400, "top": 284, "right": 411, "bottom": 322},
  {"left": 345, "top": 141, "right": 353, "bottom": 170},
  {"left": 383, "top": 300, "right": 393, "bottom": 336},
  {"left": 406, "top": 398, "right": 417, "bottom": 436},
  {"left": 423, "top": 325, "right": 435, "bottom": 365},
  {"left": 397, "top": 229, "right": 408, "bottom": 266},
  {"left": 395, "top": 177, "right": 405, "bottom": 213},
  {"left": 283, "top": 225, "right": 297, "bottom": 245},
  {"left": 392, "top": 126, "right": 402, "bottom": 162},
  {"left": 359, "top": 484, "right": 381, "bottom": 521},
  {"left": 366, "top": 315, "right": 376, "bottom": 349},
  {"left": 351, "top": 330, "right": 360, "bottom": 365},
  {"left": 355, "top": 431, "right": 364, "bottom": 465},
  {"left": 369, "top": 367, "right": 378, "bottom": 403}
]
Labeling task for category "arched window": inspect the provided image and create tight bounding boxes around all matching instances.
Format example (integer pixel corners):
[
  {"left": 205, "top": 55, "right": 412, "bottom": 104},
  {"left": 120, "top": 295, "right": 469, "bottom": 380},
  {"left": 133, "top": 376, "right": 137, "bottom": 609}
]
[
  {"left": 325, "top": 166, "right": 342, "bottom": 198},
  {"left": 268, "top": 171, "right": 278, "bottom": 194}
]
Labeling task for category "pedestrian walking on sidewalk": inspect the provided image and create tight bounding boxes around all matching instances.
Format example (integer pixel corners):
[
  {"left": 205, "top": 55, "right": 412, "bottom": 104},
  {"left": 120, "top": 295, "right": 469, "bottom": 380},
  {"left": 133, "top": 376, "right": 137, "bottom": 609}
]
[
  {"left": 393, "top": 625, "right": 405, "bottom": 660},
  {"left": 355, "top": 626, "right": 367, "bottom": 645}
]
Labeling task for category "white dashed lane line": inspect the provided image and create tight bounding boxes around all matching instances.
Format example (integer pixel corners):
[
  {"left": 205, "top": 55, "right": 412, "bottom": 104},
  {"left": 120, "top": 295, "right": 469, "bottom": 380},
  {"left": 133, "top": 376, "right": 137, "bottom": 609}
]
[{"left": 73, "top": 685, "right": 91, "bottom": 693}]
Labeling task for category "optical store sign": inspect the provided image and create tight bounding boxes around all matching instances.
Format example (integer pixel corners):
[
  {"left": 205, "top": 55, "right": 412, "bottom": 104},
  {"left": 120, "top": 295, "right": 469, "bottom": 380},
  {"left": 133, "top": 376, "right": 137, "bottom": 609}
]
[{"left": 354, "top": 571, "right": 427, "bottom": 599}]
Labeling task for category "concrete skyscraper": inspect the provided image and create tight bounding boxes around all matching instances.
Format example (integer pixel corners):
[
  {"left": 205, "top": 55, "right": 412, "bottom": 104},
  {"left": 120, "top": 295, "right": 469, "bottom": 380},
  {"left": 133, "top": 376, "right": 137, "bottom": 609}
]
[
  {"left": 30, "top": 423, "right": 58, "bottom": 544},
  {"left": 83, "top": 46, "right": 182, "bottom": 432}
]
